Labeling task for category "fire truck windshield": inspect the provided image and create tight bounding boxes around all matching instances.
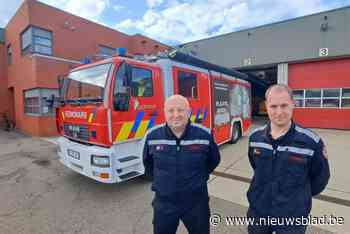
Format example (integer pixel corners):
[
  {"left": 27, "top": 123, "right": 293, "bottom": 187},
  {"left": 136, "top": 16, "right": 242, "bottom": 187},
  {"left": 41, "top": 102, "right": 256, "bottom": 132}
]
[{"left": 64, "top": 63, "right": 112, "bottom": 104}]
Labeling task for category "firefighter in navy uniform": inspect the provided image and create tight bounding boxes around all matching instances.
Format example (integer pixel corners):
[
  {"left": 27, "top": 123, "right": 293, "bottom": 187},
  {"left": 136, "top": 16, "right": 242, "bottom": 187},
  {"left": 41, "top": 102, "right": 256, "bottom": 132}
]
[
  {"left": 247, "top": 84, "right": 330, "bottom": 234},
  {"left": 143, "top": 95, "right": 220, "bottom": 234}
]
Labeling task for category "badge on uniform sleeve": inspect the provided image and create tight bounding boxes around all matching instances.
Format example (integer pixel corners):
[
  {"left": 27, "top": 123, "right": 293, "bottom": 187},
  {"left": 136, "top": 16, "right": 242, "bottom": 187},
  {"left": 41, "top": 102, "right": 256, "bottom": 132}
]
[
  {"left": 156, "top": 145, "right": 164, "bottom": 151},
  {"left": 323, "top": 145, "right": 328, "bottom": 159}
]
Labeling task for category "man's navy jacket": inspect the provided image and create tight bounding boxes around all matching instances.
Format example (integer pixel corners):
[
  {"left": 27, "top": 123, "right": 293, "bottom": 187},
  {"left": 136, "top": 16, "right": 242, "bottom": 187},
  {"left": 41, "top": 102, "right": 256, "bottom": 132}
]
[
  {"left": 143, "top": 122, "right": 220, "bottom": 206},
  {"left": 247, "top": 122, "right": 330, "bottom": 218}
]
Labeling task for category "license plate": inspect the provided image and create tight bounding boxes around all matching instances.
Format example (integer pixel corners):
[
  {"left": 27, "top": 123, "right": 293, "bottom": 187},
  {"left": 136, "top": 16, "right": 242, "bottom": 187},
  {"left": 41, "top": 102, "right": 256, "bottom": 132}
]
[{"left": 67, "top": 149, "right": 80, "bottom": 160}]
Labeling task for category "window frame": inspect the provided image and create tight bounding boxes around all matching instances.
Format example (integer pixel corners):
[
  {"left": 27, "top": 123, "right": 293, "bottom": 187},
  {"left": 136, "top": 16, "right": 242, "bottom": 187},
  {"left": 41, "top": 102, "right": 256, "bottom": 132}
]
[
  {"left": 292, "top": 89, "right": 305, "bottom": 108},
  {"left": 304, "top": 89, "right": 321, "bottom": 108},
  {"left": 24, "top": 88, "right": 59, "bottom": 116},
  {"left": 20, "top": 26, "right": 53, "bottom": 56},
  {"left": 130, "top": 66, "right": 154, "bottom": 97},
  {"left": 341, "top": 88, "right": 350, "bottom": 109},
  {"left": 293, "top": 88, "right": 350, "bottom": 109},
  {"left": 98, "top": 44, "right": 116, "bottom": 57},
  {"left": 24, "top": 97, "right": 41, "bottom": 115},
  {"left": 177, "top": 70, "right": 198, "bottom": 99},
  {"left": 322, "top": 88, "right": 340, "bottom": 108}
]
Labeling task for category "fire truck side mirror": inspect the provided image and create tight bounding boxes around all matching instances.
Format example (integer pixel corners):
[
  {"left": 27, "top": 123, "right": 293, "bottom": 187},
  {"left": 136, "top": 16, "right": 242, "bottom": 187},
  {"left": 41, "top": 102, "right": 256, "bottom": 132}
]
[
  {"left": 57, "top": 75, "right": 64, "bottom": 98},
  {"left": 56, "top": 75, "right": 65, "bottom": 106}
]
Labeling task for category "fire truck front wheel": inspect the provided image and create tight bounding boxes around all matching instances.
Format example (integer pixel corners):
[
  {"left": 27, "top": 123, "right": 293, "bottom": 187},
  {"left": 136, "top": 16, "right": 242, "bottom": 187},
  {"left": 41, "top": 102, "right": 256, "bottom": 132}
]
[{"left": 229, "top": 123, "right": 241, "bottom": 144}]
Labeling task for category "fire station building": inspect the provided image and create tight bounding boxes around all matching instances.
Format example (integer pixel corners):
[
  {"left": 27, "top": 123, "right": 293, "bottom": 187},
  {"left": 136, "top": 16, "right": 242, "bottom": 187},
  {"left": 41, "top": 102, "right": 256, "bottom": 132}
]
[
  {"left": 181, "top": 6, "right": 350, "bottom": 130},
  {"left": 0, "top": 0, "right": 169, "bottom": 136}
]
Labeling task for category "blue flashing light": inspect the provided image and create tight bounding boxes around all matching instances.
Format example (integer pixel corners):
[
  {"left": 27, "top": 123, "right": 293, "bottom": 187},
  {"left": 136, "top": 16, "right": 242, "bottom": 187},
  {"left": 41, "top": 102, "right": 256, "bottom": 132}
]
[
  {"left": 81, "top": 57, "right": 91, "bottom": 64},
  {"left": 117, "top": 47, "right": 127, "bottom": 56}
]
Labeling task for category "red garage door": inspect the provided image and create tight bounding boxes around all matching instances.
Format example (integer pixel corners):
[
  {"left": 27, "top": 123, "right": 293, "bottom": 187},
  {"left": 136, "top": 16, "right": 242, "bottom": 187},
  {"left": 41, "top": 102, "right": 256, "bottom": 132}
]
[{"left": 289, "top": 58, "right": 350, "bottom": 130}]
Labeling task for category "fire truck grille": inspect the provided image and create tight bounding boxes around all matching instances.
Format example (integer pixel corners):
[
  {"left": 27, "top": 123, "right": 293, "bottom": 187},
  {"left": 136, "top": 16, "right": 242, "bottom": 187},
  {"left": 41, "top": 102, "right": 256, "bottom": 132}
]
[{"left": 63, "top": 124, "right": 89, "bottom": 141}]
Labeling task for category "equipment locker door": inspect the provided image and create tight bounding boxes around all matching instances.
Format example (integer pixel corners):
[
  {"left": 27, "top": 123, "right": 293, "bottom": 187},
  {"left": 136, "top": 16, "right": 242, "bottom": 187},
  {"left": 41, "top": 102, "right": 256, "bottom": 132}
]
[
  {"left": 111, "top": 61, "right": 164, "bottom": 143},
  {"left": 212, "top": 79, "right": 231, "bottom": 144},
  {"left": 172, "top": 66, "right": 211, "bottom": 129}
]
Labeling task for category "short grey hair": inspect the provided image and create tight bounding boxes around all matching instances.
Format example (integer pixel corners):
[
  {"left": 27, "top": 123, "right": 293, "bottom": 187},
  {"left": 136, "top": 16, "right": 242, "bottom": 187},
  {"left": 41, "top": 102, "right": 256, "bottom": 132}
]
[{"left": 265, "top": 84, "right": 293, "bottom": 101}]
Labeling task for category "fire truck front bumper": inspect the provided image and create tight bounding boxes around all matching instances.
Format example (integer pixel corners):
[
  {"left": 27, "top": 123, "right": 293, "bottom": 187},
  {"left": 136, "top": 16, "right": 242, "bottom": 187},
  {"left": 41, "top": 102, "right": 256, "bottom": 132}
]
[{"left": 57, "top": 137, "right": 117, "bottom": 183}]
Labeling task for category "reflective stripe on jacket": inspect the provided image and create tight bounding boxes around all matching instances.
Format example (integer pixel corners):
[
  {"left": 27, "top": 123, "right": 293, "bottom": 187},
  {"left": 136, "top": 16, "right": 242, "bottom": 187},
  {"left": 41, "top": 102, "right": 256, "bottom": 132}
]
[{"left": 143, "top": 122, "right": 221, "bottom": 206}]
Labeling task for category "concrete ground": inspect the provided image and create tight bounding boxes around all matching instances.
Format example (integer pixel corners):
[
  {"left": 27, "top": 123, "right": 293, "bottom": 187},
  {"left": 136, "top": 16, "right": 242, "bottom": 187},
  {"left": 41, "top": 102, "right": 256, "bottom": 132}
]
[{"left": 0, "top": 120, "right": 348, "bottom": 233}]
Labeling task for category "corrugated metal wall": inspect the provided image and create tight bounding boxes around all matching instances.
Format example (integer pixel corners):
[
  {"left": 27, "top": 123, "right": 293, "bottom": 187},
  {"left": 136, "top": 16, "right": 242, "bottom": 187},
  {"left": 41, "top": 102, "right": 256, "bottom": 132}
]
[{"left": 182, "top": 7, "right": 350, "bottom": 69}]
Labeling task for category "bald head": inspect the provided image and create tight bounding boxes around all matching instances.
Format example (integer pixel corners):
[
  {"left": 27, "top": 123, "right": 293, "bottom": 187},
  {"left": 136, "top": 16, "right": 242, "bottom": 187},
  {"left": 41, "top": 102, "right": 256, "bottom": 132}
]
[
  {"left": 164, "top": 94, "right": 190, "bottom": 110},
  {"left": 164, "top": 95, "right": 190, "bottom": 134}
]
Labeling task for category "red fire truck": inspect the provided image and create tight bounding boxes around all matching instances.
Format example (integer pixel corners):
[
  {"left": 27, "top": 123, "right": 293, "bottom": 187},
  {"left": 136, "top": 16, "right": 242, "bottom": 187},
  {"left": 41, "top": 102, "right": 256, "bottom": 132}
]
[{"left": 56, "top": 50, "right": 252, "bottom": 183}]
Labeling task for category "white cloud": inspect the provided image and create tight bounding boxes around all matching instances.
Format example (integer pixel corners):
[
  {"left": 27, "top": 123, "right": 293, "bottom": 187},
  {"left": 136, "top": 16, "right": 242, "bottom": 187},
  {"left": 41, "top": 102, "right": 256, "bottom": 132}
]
[
  {"left": 146, "top": 0, "right": 164, "bottom": 8},
  {"left": 114, "top": 0, "right": 350, "bottom": 44},
  {"left": 113, "top": 4, "right": 125, "bottom": 12},
  {"left": 117, "top": 19, "right": 134, "bottom": 28},
  {"left": 39, "top": 0, "right": 109, "bottom": 23},
  {"left": 116, "top": 0, "right": 249, "bottom": 43},
  {"left": 64, "top": 0, "right": 109, "bottom": 20}
]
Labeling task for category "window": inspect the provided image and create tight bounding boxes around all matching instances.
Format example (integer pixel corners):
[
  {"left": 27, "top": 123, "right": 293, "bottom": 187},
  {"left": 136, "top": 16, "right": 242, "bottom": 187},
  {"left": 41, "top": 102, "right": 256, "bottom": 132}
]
[
  {"left": 131, "top": 67, "right": 153, "bottom": 97},
  {"left": 293, "top": 88, "right": 350, "bottom": 109},
  {"left": 114, "top": 63, "right": 128, "bottom": 96},
  {"left": 342, "top": 88, "right": 350, "bottom": 108},
  {"left": 22, "top": 27, "right": 32, "bottom": 51},
  {"left": 323, "top": 89, "right": 340, "bottom": 108},
  {"left": 113, "top": 63, "right": 130, "bottom": 111},
  {"left": 66, "top": 63, "right": 110, "bottom": 100},
  {"left": 24, "top": 90, "right": 40, "bottom": 114},
  {"left": 178, "top": 71, "right": 197, "bottom": 99},
  {"left": 7, "top": 44, "right": 12, "bottom": 65},
  {"left": 99, "top": 45, "right": 116, "bottom": 57},
  {"left": 24, "top": 89, "right": 58, "bottom": 116},
  {"left": 21, "top": 26, "right": 52, "bottom": 55},
  {"left": 292, "top": 90, "right": 304, "bottom": 107},
  {"left": 305, "top": 89, "right": 321, "bottom": 107}
]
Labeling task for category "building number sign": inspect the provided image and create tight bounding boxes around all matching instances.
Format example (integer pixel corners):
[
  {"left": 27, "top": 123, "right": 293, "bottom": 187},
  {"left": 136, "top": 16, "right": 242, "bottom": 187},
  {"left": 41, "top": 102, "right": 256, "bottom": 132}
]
[{"left": 319, "top": 48, "right": 329, "bottom": 57}]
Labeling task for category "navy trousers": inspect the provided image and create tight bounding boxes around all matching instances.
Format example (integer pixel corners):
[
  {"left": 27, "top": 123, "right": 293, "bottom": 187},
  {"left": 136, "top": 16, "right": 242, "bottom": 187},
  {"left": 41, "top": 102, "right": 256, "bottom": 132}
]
[{"left": 152, "top": 195, "right": 210, "bottom": 234}]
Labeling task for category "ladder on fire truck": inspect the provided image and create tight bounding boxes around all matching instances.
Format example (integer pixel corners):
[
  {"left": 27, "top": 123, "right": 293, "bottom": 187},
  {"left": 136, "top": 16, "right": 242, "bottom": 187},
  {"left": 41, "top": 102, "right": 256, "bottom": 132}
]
[{"left": 164, "top": 50, "right": 269, "bottom": 88}]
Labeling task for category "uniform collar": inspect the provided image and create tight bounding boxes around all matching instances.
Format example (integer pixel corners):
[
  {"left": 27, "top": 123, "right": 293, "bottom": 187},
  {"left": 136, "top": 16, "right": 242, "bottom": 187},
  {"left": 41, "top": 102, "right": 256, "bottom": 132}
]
[
  {"left": 165, "top": 120, "right": 191, "bottom": 140},
  {"left": 264, "top": 121, "right": 295, "bottom": 143}
]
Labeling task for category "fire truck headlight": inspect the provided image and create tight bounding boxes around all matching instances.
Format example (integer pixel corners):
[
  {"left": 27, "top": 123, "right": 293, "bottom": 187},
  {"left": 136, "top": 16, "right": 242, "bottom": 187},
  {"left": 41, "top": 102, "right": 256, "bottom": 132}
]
[{"left": 91, "top": 155, "right": 110, "bottom": 167}]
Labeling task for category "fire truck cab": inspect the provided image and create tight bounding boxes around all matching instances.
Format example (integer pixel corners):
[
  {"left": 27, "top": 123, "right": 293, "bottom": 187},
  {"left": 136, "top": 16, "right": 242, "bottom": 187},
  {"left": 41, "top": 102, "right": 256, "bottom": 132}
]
[{"left": 56, "top": 51, "right": 251, "bottom": 183}]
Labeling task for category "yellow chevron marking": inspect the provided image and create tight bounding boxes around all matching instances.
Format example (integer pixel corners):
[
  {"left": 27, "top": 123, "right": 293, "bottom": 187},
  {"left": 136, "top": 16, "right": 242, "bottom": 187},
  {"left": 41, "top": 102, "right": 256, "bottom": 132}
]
[
  {"left": 135, "top": 120, "right": 150, "bottom": 138},
  {"left": 190, "top": 115, "right": 196, "bottom": 122},
  {"left": 115, "top": 122, "right": 134, "bottom": 141},
  {"left": 88, "top": 113, "right": 94, "bottom": 123}
]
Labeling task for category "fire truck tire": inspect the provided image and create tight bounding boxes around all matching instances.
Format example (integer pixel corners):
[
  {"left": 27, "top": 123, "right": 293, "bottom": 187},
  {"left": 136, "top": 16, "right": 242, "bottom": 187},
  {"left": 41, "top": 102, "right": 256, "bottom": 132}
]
[{"left": 229, "top": 123, "right": 241, "bottom": 144}]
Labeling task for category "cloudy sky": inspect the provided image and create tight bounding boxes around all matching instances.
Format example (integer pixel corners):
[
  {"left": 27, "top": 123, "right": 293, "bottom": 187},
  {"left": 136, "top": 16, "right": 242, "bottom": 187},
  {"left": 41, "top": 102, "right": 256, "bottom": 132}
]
[{"left": 1, "top": 0, "right": 350, "bottom": 45}]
